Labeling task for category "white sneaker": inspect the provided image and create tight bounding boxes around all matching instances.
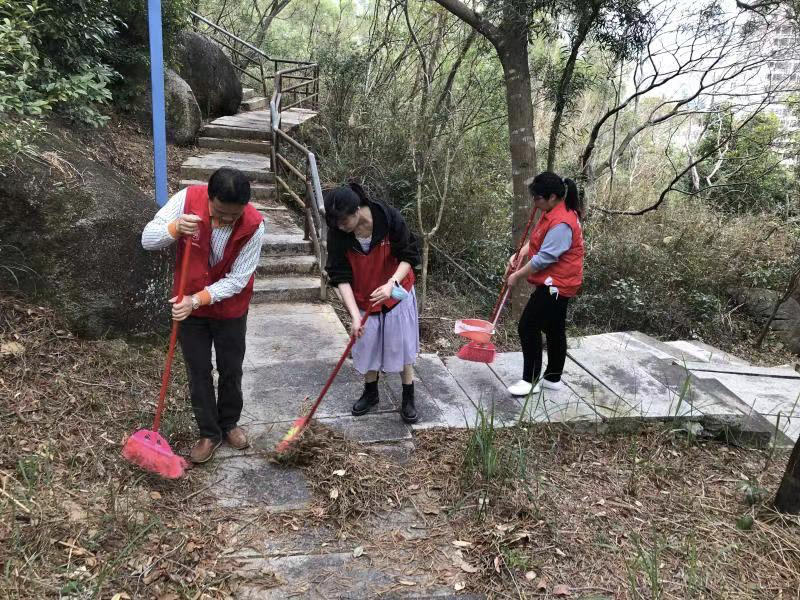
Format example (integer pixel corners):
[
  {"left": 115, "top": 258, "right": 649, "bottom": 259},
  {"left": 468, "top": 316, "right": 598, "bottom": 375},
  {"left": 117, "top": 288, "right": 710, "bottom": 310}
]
[
  {"left": 541, "top": 378, "right": 566, "bottom": 391},
  {"left": 507, "top": 380, "right": 541, "bottom": 396}
]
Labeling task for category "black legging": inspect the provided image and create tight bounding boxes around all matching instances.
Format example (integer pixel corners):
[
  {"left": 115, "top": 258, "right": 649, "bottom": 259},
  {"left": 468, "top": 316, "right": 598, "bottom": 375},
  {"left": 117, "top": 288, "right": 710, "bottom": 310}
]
[{"left": 518, "top": 286, "right": 570, "bottom": 383}]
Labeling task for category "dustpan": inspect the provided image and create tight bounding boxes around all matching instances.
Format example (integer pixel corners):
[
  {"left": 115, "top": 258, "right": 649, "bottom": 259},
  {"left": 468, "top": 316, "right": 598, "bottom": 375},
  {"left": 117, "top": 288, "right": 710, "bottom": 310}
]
[{"left": 454, "top": 318, "right": 495, "bottom": 343}]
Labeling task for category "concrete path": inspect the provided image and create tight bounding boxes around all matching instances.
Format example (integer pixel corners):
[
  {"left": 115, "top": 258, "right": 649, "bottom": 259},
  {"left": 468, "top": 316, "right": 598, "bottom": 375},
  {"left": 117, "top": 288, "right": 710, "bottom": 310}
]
[{"left": 204, "top": 319, "right": 799, "bottom": 598}]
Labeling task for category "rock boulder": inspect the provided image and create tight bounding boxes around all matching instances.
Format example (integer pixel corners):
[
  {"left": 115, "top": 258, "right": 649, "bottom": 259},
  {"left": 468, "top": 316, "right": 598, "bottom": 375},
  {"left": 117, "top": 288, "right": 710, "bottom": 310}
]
[
  {"left": 177, "top": 32, "right": 242, "bottom": 118},
  {"left": 732, "top": 287, "right": 800, "bottom": 354},
  {"left": 0, "top": 126, "right": 173, "bottom": 338},
  {"left": 164, "top": 68, "right": 202, "bottom": 145}
]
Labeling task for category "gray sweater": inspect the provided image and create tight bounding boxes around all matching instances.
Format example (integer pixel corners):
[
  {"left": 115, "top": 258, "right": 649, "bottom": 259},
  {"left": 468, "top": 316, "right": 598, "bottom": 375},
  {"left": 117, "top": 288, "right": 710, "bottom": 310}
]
[{"left": 529, "top": 223, "right": 573, "bottom": 271}]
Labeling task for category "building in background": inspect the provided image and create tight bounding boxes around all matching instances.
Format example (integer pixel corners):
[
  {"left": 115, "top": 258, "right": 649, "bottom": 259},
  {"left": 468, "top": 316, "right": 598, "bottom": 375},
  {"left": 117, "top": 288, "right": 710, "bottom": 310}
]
[{"left": 765, "top": 19, "right": 800, "bottom": 164}]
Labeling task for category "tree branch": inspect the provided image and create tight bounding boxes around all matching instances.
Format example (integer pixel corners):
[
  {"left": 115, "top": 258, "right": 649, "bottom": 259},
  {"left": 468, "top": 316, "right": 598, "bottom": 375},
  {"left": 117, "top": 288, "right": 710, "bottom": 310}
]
[{"left": 430, "top": 0, "right": 501, "bottom": 44}]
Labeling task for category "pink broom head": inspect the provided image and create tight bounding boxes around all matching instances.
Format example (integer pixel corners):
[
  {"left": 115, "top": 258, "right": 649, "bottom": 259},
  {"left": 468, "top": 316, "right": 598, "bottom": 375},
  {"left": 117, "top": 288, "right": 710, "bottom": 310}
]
[
  {"left": 275, "top": 416, "right": 309, "bottom": 454},
  {"left": 122, "top": 429, "right": 188, "bottom": 479},
  {"left": 457, "top": 341, "right": 497, "bottom": 364}
]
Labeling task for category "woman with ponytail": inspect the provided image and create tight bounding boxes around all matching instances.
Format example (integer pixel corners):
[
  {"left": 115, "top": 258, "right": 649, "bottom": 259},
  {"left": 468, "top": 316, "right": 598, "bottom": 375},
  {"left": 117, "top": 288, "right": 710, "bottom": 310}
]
[
  {"left": 324, "top": 182, "right": 422, "bottom": 423},
  {"left": 505, "top": 172, "right": 585, "bottom": 397}
]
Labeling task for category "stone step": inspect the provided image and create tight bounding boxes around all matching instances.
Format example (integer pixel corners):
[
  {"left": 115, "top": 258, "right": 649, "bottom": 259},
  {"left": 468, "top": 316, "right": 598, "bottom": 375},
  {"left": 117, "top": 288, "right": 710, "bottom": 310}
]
[
  {"left": 178, "top": 179, "right": 276, "bottom": 201},
  {"left": 197, "top": 137, "right": 271, "bottom": 154},
  {"left": 261, "top": 233, "right": 312, "bottom": 256},
  {"left": 252, "top": 276, "right": 322, "bottom": 303},
  {"left": 412, "top": 354, "right": 486, "bottom": 428},
  {"left": 240, "top": 96, "right": 269, "bottom": 111},
  {"left": 257, "top": 255, "right": 318, "bottom": 275},
  {"left": 200, "top": 124, "right": 270, "bottom": 140},
  {"left": 242, "top": 87, "right": 255, "bottom": 101},
  {"left": 443, "top": 356, "right": 524, "bottom": 426},
  {"left": 180, "top": 152, "right": 273, "bottom": 183},
  {"left": 665, "top": 340, "right": 750, "bottom": 366},
  {"left": 570, "top": 333, "right": 739, "bottom": 418}
]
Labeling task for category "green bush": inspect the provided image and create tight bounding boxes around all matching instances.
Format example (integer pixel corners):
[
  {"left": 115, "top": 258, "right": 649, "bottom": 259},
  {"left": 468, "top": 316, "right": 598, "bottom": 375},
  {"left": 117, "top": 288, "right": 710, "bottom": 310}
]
[
  {"left": 694, "top": 109, "right": 794, "bottom": 214},
  {"left": 571, "top": 202, "right": 798, "bottom": 339},
  {"left": 0, "top": 0, "right": 189, "bottom": 166},
  {"left": 0, "top": 0, "right": 118, "bottom": 164}
]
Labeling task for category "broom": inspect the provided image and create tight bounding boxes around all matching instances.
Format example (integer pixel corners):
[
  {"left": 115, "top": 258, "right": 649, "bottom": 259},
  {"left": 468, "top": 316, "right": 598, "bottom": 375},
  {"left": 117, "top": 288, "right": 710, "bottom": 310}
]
[
  {"left": 455, "top": 207, "right": 539, "bottom": 363},
  {"left": 122, "top": 237, "right": 192, "bottom": 479},
  {"left": 276, "top": 303, "right": 378, "bottom": 454}
]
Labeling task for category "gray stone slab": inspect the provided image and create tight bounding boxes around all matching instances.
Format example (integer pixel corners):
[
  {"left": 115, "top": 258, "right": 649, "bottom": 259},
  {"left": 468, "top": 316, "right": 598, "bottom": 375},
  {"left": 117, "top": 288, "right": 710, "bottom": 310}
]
[
  {"left": 261, "top": 233, "right": 312, "bottom": 256},
  {"left": 381, "top": 374, "right": 448, "bottom": 430},
  {"left": 181, "top": 152, "right": 273, "bottom": 183},
  {"left": 665, "top": 339, "right": 750, "bottom": 365},
  {"left": 233, "top": 551, "right": 403, "bottom": 600},
  {"left": 244, "top": 307, "right": 348, "bottom": 366},
  {"left": 252, "top": 276, "right": 322, "bottom": 303},
  {"left": 573, "top": 333, "right": 747, "bottom": 417},
  {"left": 319, "top": 412, "right": 412, "bottom": 443},
  {"left": 624, "top": 331, "right": 712, "bottom": 364},
  {"left": 251, "top": 302, "right": 342, "bottom": 316},
  {"left": 561, "top": 357, "right": 633, "bottom": 418},
  {"left": 443, "top": 356, "right": 523, "bottom": 425},
  {"left": 240, "top": 362, "right": 398, "bottom": 424},
  {"left": 210, "top": 455, "right": 311, "bottom": 510},
  {"left": 568, "top": 335, "right": 694, "bottom": 418},
  {"left": 414, "top": 354, "right": 480, "bottom": 428},
  {"left": 692, "top": 371, "right": 800, "bottom": 442},
  {"left": 369, "top": 440, "right": 416, "bottom": 464},
  {"left": 681, "top": 361, "right": 800, "bottom": 379},
  {"left": 258, "top": 255, "right": 318, "bottom": 275},
  {"left": 488, "top": 352, "right": 602, "bottom": 424}
]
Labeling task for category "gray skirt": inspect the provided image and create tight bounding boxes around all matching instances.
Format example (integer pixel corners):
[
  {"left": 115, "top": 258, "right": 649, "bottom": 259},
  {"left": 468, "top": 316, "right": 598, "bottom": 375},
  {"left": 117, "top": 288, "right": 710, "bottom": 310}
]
[{"left": 351, "top": 286, "right": 420, "bottom": 374}]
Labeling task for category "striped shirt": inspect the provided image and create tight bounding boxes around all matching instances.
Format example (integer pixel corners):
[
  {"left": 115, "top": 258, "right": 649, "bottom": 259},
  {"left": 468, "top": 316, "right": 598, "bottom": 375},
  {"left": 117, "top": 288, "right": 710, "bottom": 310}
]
[{"left": 141, "top": 188, "right": 265, "bottom": 304}]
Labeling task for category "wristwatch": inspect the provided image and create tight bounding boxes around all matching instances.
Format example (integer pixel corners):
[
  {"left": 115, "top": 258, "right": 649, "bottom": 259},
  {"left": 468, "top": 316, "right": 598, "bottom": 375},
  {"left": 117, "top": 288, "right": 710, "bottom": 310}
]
[{"left": 190, "top": 294, "right": 200, "bottom": 311}]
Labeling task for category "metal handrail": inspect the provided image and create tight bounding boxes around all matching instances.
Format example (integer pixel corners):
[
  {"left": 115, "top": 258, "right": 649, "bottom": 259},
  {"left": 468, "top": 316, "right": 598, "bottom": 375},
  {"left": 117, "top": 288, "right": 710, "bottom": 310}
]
[
  {"left": 189, "top": 11, "right": 318, "bottom": 102},
  {"left": 189, "top": 11, "right": 270, "bottom": 60},
  {"left": 270, "top": 63, "right": 326, "bottom": 299}
]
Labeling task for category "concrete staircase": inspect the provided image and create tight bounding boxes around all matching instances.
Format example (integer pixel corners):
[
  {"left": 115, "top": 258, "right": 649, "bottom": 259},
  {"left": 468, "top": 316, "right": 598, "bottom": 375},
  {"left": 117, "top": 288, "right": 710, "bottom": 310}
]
[{"left": 179, "top": 90, "right": 323, "bottom": 304}]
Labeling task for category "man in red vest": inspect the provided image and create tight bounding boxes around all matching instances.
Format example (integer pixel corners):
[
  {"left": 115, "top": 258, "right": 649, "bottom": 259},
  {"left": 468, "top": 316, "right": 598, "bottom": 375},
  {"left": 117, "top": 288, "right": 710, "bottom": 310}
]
[{"left": 142, "top": 168, "right": 265, "bottom": 464}]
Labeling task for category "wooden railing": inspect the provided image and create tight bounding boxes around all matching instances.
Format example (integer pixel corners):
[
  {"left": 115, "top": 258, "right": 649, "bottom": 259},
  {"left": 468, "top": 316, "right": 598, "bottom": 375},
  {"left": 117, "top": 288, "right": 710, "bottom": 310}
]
[{"left": 270, "top": 64, "right": 326, "bottom": 299}]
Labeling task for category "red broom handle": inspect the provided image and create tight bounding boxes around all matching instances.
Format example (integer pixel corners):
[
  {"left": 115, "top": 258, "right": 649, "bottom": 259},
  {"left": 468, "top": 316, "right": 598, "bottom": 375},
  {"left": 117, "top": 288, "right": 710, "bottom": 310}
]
[
  {"left": 153, "top": 236, "right": 193, "bottom": 431},
  {"left": 304, "top": 303, "right": 379, "bottom": 422},
  {"left": 489, "top": 208, "right": 539, "bottom": 322}
]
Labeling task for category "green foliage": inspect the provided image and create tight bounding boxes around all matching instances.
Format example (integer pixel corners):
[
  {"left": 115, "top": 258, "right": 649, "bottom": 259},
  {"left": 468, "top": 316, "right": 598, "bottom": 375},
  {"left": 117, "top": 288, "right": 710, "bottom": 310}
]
[
  {"left": 695, "top": 108, "right": 793, "bottom": 214},
  {"left": 107, "top": 0, "right": 190, "bottom": 110},
  {"left": 0, "top": 0, "right": 189, "bottom": 165},
  {"left": 0, "top": 0, "right": 118, "bottom": 164}
]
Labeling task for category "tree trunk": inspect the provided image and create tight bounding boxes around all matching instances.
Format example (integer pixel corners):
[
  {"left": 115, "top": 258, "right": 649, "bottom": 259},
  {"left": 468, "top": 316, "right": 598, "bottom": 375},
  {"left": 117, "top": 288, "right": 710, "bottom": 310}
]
[
  {"left": 774, "top": 438, "right": 800, "bottom": 514},
  {"left": 420, "top": 235, "right": 430, "bottom": 314},
  {"left": 497, "top": 36, "right": 537, "bottom": 318}
]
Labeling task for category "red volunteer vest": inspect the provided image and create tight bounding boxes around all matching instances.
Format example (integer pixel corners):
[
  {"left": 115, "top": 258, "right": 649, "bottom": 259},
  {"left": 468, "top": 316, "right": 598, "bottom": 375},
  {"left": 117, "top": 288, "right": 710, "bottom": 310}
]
[
  {"left": 347, "top": 237, "right": 415, "bottom": 313},
  {"left": 172, "top": 185, "right": 264, "bottom": 319},
  {"left": 526, "top": 201, "right": 584, "bottom": 297}
]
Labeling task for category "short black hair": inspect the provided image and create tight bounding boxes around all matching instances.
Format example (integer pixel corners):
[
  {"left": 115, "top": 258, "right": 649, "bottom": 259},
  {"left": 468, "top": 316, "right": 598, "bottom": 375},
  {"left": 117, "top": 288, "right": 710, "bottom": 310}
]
[
  {"left": 323, "top": 182, "right": 369, "bottom": 229},
  {"left": 208, "top": 168, "right": 251, "bottom": 205}
]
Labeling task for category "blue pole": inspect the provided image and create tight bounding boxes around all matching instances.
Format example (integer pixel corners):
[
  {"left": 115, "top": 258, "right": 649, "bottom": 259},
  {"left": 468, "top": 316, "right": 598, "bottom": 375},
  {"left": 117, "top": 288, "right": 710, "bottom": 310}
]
[{"left": 148, "top": 0, "right": 169, "bottom": 207}]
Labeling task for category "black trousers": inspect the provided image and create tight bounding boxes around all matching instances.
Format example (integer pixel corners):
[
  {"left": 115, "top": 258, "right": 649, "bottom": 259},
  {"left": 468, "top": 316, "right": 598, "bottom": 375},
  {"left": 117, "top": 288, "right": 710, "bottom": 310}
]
[
  {"left": 518, "top": 286, "right": 570, "bottom": 383},
  {"left": 178, "top": 313, "right": 247, "bottom": 440}
]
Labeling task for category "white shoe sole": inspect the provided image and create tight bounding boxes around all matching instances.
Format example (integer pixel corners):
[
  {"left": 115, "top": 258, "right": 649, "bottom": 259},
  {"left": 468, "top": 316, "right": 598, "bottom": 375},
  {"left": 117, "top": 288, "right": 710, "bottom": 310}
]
[
  {"left": 507, "top": 381, "right": 542, "bottom": 396},
  {"left": 541, "top": 379, "right": 566, "bottom": 391}
]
